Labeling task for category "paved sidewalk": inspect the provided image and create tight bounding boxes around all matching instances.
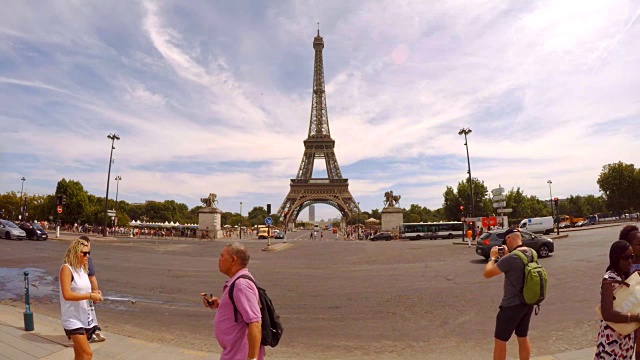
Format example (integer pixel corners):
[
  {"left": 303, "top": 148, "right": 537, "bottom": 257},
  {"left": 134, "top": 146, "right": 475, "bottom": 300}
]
[
  {"left": 0, "top": 302, "right": 598, "bottom": 360},
  {"left": 0, "top": 304, "right": 218, "bottom": 359}
]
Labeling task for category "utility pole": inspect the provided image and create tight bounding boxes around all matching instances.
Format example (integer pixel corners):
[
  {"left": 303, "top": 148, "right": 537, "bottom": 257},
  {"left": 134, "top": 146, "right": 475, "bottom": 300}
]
[
  {"left": 103, "top": 133, "right": 120, "bottom": 236},
  {"left": 239, "top": 202, "right": 243, "bottom": 239},
  {"left": 547, "top": 180, "right": 554, "bottom": 220},
  {"left": 458, "top": 128, "right": 474, "bottom": 219},
  {"left": 19, "top": 177, "right": 25, "bottom": 220},
  {"left": 114, "top": 175, "right": 122, "bottom": 227}
]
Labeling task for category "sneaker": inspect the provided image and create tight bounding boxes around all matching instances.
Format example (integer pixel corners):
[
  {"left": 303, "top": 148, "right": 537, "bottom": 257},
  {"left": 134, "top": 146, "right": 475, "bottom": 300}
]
[{"left": 90, "top": 331, "right": 106, "bottom": 342}]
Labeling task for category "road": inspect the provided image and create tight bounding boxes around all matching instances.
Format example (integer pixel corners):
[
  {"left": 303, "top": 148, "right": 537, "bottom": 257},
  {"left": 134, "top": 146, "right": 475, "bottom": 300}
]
[{"left": 0, "top": 225, "right": 630, "bottom": 359}]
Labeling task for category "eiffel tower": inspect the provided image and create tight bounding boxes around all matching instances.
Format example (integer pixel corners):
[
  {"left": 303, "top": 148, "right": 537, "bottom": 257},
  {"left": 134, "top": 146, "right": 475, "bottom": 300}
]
[{"left": 277, "top": 28, "right": 359, "bottom": 227}]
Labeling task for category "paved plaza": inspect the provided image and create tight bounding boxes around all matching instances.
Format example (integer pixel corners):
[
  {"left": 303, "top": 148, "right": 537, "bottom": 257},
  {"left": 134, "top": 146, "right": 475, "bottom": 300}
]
[{"left": 0, "top": 224, "right": 633, "bottom": 359}]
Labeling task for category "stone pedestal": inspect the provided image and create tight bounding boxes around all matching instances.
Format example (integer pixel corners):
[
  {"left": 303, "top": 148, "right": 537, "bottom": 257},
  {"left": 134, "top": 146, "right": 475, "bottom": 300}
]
[
  {"left": 198, "top": 207, "right": 222, "bottom": 239},
  {"left": 381, "top": 207, "right": 403, "bottom": 234}
]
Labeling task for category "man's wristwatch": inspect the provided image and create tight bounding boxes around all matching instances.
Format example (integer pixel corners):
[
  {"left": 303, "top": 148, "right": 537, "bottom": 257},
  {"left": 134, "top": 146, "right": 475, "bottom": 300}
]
[{"left": 489, "top": 257, "right": 497, "bottom": 262}]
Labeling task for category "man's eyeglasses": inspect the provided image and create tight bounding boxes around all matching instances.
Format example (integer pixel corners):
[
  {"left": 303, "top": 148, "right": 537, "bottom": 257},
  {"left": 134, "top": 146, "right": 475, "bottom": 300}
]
[
  {"left": 622, "top": 254, "right": 636, "bottom": 261},
  {"left": 81, "top": 251, "right": 91, "bottom": 257}
]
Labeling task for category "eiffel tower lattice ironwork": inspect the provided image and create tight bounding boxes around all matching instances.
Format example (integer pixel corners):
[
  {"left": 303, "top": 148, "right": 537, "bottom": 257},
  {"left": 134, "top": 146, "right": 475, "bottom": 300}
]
[{"left": 277, "top": 29, "right": 359, "bottom": 227}]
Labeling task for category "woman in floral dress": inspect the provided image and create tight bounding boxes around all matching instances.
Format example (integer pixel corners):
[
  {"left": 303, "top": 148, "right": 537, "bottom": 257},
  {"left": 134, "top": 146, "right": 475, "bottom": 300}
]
[{"left": 595, "top": 240, "right": 639, "bottom": 359}]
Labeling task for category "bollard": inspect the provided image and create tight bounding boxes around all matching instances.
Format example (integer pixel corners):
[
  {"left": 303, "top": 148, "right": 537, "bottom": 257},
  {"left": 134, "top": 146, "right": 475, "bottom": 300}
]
[{"left": 23, "top": 271, "right": 34, "bottom": 331}]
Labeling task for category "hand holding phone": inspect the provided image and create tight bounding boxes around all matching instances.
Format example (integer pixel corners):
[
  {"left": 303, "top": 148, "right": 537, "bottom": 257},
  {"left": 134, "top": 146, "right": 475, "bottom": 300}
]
[
  {"left": 200, "top": 293, "right": 219, "bottom": 309},
  {"left": 498, "top": 246, "right": 505, "bottom": 256}
]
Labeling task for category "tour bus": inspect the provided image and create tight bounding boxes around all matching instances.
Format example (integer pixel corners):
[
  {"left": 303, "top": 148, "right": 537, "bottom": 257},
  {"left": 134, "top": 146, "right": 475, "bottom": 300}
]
[
  {"left": 400, "top": 222, "right": 465, "bottom": 240},
  {"left": 313, "top": 224, "right": 320, "bottom": 232}
]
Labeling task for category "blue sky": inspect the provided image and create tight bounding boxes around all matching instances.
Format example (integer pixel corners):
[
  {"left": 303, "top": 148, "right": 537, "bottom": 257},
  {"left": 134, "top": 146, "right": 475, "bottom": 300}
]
[{"left": 1, "top": 1, "right": 639, "bottom": 221}]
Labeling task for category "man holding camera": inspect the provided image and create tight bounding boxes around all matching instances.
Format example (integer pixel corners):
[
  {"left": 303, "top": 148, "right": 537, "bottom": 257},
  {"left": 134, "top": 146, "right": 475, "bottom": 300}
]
[{"left": 483, "top": 228, "right": 535, "bottom": 360}]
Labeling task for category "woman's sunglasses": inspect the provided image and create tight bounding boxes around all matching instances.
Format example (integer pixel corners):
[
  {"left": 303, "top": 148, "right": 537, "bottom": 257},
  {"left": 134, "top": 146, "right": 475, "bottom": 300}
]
[
  {"left": 81, "top": 251, "right": 91, "bottom": 257},
  {"left": 622, "top": 254, "right": 636, "bottom": 261}
]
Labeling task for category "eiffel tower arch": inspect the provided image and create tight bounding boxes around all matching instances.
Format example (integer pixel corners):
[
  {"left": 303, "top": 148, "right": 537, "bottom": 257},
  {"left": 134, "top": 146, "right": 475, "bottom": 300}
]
[{"left": 277, "top": 29, "right": 360, "bottom": 227}]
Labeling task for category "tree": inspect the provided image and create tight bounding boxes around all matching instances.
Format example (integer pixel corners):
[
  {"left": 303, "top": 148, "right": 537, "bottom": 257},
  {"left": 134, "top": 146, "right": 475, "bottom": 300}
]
[
  {"left": 55, "top": 179, "right": 90, "bottom": 225},
  {"left": 442, "top": 186, "right": 462, "bottom": 221},
  {"left": 0, "top": 191, "right": 20, "bottom": 220},
  {"left": 504, "top": 188, "right": 551, "bottom": 222},
  {"left": 442, "top": 177, "right": 490, "bottom": 220},
  {"left": 597, "top": 162, "right": 640, "bottom": 215},
  {"left": 247, "top": 206, "right": 268, "bottom": 226}
]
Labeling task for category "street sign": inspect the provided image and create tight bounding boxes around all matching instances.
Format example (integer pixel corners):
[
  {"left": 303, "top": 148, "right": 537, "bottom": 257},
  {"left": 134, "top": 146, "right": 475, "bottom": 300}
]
[
  {"left": 491, "top": 187, "right": 505, "bottom": 196},
  {"left": 107, "top": 210, "right": 116, "bottom": 216},
  {"left": 491, "top": 195, "right": 505, "bottom": 201},
  {"left": 492, "top": 201, "right": 506, "bottom": 208},
  {"left": 57, "top": 206, "right": 62, "bottom": 214},
  {"left": 265, "top": 217, "right": 273, "bottom": 225},
  {"left": 497, "top": 208, "right": 513, "bottom": 213}
]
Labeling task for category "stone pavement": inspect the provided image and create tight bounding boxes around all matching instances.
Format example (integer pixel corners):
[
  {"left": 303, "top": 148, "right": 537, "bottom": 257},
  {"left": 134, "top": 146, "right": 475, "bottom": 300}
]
[
  {"left": 0, "top": 304, "right": 218, "bottom": 359},
  {"left": 0, "top": 302, "right": 597, "bottom": 360}
]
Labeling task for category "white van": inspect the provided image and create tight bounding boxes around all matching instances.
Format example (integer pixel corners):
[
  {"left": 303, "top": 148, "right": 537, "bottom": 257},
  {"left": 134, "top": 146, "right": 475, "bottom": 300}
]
[{"left": 518, "top": 217, "right": 554, "bottom": 235}]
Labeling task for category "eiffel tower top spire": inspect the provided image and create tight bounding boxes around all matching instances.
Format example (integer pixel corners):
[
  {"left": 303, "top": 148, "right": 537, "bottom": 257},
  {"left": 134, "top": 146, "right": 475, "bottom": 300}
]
[{"left": 309, "top": 25, "right": 330, "bottom": 139}]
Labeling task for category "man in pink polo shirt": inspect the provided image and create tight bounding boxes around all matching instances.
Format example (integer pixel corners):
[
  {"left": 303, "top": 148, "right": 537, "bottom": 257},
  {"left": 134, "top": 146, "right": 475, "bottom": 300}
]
[{"left": 202, "top": 242, "right": 264, "bottom": 360}]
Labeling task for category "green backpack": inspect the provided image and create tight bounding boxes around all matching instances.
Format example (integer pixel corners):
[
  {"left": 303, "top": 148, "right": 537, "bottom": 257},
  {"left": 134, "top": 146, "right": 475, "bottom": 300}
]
[{"left": 513, "top": 249, "right": 548, "bottom": 314}]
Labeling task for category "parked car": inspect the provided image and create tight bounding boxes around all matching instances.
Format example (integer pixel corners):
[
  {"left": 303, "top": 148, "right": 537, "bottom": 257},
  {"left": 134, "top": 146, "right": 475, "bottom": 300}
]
[
  {"left": 574, "top": 220, "right": 585, "bottom": 227},
  {"left": 274, "top": 232, "right": 285, "bottom": 239},
  {"left": 18, "top": 222, "right": 48, "bottom": 241},
  {"left": 0, "top": 220, "right": 26, "bottom": 240},
  {"left": 371, "top": 232, "right": 393, "bottom": 241},
  {"left": 475, "top": 229, "right": 554, "bottom": 260},
  {"left": 558, "top": 222, "right": 571, "bottom": 229}
]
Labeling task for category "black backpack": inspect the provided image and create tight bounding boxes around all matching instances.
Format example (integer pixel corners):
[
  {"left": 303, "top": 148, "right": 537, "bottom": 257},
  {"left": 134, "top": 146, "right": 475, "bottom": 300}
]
[{"left": 229, "top": 275, "right": 283, "bottom": 347}]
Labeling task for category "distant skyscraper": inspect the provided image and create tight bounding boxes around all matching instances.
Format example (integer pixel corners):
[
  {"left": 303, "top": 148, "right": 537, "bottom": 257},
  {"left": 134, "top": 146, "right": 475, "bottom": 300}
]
[{"left": 309, "top": 205, "right": 316, "bottom": 222}]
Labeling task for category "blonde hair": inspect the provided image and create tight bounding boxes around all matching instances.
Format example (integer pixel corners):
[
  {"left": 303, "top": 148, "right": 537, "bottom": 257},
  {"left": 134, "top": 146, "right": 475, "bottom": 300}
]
[{"left": 63, "top": 239, "right": 89, "bottom": 273}]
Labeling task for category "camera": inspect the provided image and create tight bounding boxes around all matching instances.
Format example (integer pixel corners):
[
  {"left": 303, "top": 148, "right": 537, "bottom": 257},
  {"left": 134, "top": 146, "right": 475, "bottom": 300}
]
[{"left": 498, "top": 246, "right": 505, "bottom": 256}]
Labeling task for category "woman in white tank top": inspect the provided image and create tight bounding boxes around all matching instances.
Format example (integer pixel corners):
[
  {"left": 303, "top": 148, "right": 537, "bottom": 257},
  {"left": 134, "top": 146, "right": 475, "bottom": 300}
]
[{"left": 59, "top": 239, "right": 104, "bottom": 359}]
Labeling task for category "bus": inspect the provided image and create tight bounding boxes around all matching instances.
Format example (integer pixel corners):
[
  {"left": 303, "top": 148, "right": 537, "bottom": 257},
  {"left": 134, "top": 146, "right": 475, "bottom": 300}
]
[
  {"left": 313, "top": 224, "right": 320, "bottom": 232},
  {"left": 400, "top": 222, "right": 465, "bottom": 240}
]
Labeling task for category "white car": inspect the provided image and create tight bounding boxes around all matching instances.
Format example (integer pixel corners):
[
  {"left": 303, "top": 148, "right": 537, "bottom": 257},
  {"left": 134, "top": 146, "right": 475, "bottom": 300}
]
[{"left": 0, "top": 220, "right": 26, "bottom": 240}]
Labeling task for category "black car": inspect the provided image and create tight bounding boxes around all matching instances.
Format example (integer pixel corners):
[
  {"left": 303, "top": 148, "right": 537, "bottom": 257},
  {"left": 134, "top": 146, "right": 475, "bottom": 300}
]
[
  {"left": 19, "top": 222, "right": 48, "bottom": 241},
  {"left": 371, "top": 232, "right": 393, "bottom": 241},
  {"left": 475, "top": 229, "right": 554, "bottom": 260}
]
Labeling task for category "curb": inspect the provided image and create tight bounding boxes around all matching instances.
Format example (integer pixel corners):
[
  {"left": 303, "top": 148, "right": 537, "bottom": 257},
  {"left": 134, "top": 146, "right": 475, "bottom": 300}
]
[{"left": 550, "top": 234, "right": 569, "bottom": 239}]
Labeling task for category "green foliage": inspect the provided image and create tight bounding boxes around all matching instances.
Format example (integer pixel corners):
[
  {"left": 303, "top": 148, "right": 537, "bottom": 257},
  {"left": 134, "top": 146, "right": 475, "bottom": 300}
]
[
  {"left": 597, "top": 162, "right": 640, "bottom": 215},
  {"left": 402, "top": 204, "right": 444, "bottom": 223},
  {"left": 55, "top": 179, "right": 90, "bottom": 224},
  {"left": 504, "top": 188, "right": 551, "bottom": 220},
  {"left": 442, "top": 178, "right": 490, "bottom": 220}
]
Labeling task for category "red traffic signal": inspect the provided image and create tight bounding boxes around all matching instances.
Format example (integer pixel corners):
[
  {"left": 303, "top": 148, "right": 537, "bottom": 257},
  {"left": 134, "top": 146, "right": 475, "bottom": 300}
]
[
  {"left": 553, "top": 197, "right": 559, "bottom": 206},
  {"left": 460, "top": 205, "right": 464, "bottom": 211}
]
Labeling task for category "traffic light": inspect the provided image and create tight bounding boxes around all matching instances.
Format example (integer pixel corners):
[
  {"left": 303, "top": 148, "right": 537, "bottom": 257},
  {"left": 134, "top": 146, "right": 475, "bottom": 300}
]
[
  {"left": 62, "top": 195, "right": 66, "bottom": 205},
  {"left": 460, "top": 205, "right": 464, "bottom": 212},
  {"left": 266, "top": 204, "right": 271, "bottom": 215},
  {"left": 56, "top": 194, "right": 63, "bottom": 206},
  {"left": 553, "top": 197, "right": 558, "bottom": 207}
]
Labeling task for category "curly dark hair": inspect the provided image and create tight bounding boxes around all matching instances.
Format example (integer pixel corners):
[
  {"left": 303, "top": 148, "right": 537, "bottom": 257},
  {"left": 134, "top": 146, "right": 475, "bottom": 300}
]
[
  {"left": 620, "top": 225, "right": 640, "bottom": 243},
  {"left": 607, "top": 240, "right": 632, "bottom": 276}
]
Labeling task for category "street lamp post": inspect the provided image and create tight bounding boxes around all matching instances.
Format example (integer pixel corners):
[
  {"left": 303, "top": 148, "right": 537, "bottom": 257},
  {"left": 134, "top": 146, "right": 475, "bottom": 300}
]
[
  {"left": 19, "top": 177, "right": 25, "bottom": 220},
  {"left": 547, "top": 180, "right": 558, "bottom": 235},
  {"left": 114, "top": 175, "right": 122, "bottom": 227},
  {"left": 239, "top": 202, "right": 243, "bottom": 239},
  {"left": 458, "top": 128, "right": 474, "bottom": 219},
  {"left": 103, "top": 133, "right": 120, "bottom": 236},
  {"left": 357, "top": 202, "right": 361, "bottom": 240}
]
